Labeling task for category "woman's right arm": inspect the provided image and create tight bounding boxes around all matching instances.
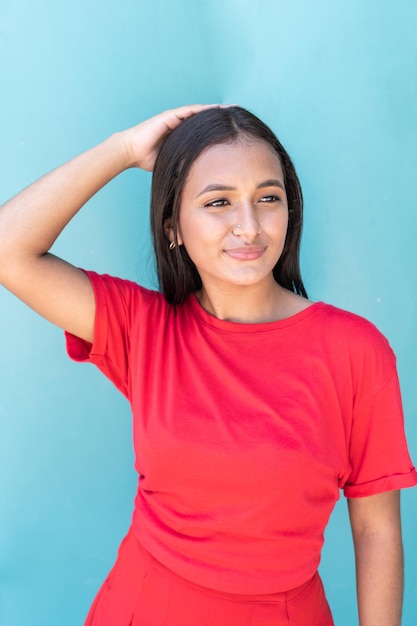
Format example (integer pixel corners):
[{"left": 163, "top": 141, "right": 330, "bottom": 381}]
[
  {"left": 0, "top": 134, "right": 133, "bottom": 343},
  {"left": 0, "top": 104, "right": 215, "bottom": 343}
]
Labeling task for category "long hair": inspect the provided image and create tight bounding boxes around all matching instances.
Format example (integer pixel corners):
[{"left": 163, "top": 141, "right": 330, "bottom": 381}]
[{"left": 150, "top": 106, "right": 307, "bottom": 304}]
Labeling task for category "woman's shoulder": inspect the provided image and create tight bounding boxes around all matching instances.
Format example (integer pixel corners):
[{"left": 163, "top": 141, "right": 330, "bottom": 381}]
[
  {"left": 281, "top": 291, "right": 384, "bottom": 337},
  {"left": 312, "top": 300, "right": 395, "bottom": 362},
  {"left": 83, "top": 269, "right": 164, "bottom": 302},
  {"left": 285, "top": 292, "right": 388, "bottom": 341},
  {"left": 81, "top": 270, "right": 175, "bottom": 326},
  {"left": 316, "top": 300, "right": 385, "bottom": 332}
]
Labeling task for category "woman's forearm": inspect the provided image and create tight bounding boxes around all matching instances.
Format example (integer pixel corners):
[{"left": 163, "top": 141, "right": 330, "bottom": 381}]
[
  {"left": 0, "top": 103, "right": 215, "bottom": 270},
  {"left": 354, "top": 528, "right": 403, "bottom": 626},
  {"left": 349, "top": 491, "right": 403, "bottom": 626},
  {"left": 0, "top": 131, "right": 133, "bottom": 266}
]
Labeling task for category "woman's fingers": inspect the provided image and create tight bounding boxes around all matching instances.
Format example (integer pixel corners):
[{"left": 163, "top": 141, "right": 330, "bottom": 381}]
[
  {"left": 127, "top": 103, "right": 222, "bottom": 170},
  {"left": 161, "top": 103, "right": 221, "bottom": 130}
]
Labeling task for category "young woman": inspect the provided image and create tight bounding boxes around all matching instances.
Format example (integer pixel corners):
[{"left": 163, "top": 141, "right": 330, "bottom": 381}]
[{"left": 1, "top": 104, "right": 416, "bottom": 626}]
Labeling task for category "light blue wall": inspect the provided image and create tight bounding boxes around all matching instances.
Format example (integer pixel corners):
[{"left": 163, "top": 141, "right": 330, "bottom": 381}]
[{"left": 1, "top": 1, "right": 416, "bottom": 624}]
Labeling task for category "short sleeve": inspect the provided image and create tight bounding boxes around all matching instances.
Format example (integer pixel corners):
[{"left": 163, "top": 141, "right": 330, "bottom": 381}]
[
  {"left": 344, "top": 355, "right": 417, "bottom": 497},
  {"left": 65, "top": 271, "right": 142, "bottom": 398}
]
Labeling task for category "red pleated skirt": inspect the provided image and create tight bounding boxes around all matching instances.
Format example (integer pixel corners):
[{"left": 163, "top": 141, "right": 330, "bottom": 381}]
[{"left": 85, "top": 527, "right": 334, "bottom": 626}]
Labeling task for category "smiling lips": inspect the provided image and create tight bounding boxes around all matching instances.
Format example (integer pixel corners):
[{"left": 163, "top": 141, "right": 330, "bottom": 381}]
[{"left": 224, "top": 246, "right": 266, "bottom": 261}]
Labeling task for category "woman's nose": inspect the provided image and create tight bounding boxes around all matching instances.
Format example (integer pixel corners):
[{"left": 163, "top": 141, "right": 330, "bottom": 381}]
[{"left": 231, "top": 201, "right": 261, "bottom": 238}]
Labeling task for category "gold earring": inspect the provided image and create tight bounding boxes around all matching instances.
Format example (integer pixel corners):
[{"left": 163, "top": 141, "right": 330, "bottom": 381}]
[{"left": 169, "top": 241, "right": 176, "bottom": 250}]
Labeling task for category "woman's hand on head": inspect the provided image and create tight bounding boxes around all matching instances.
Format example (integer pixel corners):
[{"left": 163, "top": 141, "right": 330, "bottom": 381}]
[{"left": 121, "top": 104, "right": 221, "bottom": 171}]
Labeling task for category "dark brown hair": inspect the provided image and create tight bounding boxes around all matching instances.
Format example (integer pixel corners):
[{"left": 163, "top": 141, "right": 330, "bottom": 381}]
[{"left": 151, "top": 106, "right": 307, "bottom": 304}]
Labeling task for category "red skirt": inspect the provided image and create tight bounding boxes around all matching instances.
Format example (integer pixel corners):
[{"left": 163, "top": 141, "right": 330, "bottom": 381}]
[{"left": 85, "top": 527, "right": 334, "bottom": 626}]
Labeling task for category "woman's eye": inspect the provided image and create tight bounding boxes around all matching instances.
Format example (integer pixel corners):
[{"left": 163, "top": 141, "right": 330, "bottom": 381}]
[
  {"left": 258, "top": 195, "right": 281, "bottom": 204},
  {"left": 203, "top": 198, "right": 230, "bottom": 208}
]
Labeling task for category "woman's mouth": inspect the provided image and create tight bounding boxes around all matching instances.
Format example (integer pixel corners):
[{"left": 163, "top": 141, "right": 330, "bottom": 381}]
[{"left": 223, "top": 246, "right": 266, "bottom": 261}]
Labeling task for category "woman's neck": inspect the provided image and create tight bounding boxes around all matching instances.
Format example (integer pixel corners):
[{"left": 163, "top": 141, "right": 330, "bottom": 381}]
[{"left": 196, "top": 279, "right": 311, "bottom": 324}]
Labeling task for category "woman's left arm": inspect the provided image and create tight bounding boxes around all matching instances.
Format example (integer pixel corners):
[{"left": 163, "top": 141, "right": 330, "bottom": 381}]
[{"left": 348, "top": 490, "right": 403, "bottom": 626}]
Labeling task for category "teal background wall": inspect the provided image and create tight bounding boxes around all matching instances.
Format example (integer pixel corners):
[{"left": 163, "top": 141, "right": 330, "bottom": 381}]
[{"left": 1, "top": 1, "right": 416, "bottom": 624}]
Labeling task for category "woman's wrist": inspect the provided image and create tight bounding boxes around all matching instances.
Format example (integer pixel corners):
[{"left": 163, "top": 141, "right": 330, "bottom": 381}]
[{"left": 97, "top": 131, "right": 138, "bottom": 173}]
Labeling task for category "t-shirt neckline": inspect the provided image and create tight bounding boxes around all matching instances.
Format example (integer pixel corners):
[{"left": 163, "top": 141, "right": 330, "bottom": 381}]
[{"left": 188, "top": 294, "right": 325, "bottom": 333}]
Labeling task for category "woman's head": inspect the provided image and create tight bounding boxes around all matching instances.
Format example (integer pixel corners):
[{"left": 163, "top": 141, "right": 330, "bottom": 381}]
[{"left": 150, "top": 106, "right": 306, "bottom": 304}]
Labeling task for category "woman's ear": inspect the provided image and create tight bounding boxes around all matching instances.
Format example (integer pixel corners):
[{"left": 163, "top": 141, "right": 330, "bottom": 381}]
[{"left": 163, "top": 218, "right": 183, "bottom": 246}]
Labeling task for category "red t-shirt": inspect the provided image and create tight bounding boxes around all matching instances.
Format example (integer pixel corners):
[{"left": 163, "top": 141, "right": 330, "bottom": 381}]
[{"left": 66, "top": 272, "right": 417, "bottom": 594}]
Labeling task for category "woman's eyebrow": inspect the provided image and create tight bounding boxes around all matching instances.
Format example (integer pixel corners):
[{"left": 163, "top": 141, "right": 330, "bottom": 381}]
[
  {"left": 197, "top": 179, "right": 284, "bottom": 198},
  {"left": 197, "top": 184, "right": 235, "bottom": 197},
  {"left": 257, "top": 179, "right": 285, "bottom": 190}
]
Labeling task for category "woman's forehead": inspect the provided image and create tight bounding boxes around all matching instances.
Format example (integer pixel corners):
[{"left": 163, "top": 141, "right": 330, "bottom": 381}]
[{"left": 185, "top": 139, "right": 284, "bottom": 188}]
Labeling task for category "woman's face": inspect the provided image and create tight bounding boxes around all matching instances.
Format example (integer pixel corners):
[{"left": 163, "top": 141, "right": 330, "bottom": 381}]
[{"left": 171, "top": 138, "right": 288, "bottom": 295}]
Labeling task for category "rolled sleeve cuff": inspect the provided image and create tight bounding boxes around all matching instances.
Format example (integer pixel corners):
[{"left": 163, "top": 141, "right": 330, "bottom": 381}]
[{"left": 344, "top": 467, "right": 417, "bottom": 498}]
